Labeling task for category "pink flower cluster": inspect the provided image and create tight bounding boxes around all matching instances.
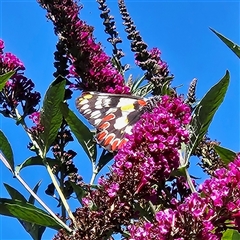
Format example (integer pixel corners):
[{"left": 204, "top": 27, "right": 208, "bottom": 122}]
[
  {"left": 128, "top": 154, "right": 240, "bottom": 240},
  {"left": 29, "top": 111, "right": 44, "bottom": 132},
  {"left": 111, "top": 95, "right": 191, "bottom": 195},
  {"left": 70, "top": 96, "right": 191, "bottom": 239},
  {"left": 38, "top": 0, "right": 129, "bottom": 94},
  {"left": 0, "top": 39, "right": 24, "bottom": 72},
  {"left": 69, "top": 36, "right": 130, "bottom": 93},
  {"left": 149, "top": 48, "right": 169, "bottom": 75},
  {"left": 0, "top": 39, "right": 40, "bottom": 117},
  {"left": 0, "top": 39, "right": 4, "bottom": 50}
]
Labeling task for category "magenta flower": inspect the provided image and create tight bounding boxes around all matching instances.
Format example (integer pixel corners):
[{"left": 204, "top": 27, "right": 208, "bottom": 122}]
[
  {"left": 0, "top": 74, "right": 41, "bottom": 117},
  {"left": 106, "top": 183, "right": 120, "bottom": 198},
  {"left": 128, "top": 193, "right": 218, "bottom": 240},
  {"left": 29, "top": 111, "right": 41, "bottom": 126},
  {"left": 1, "top": 53, "right": 25, "bottom": 72},
  {"left": 0, "top": 39, "right": 24, "bottom": 73},
  {"left": 65, "top": 97, "right": 191, "bottom": 239},
  {"left": 199, "top": 154, "right": 240, "bottom": 232},
  {"left": 0, "top": 39, "right": 5, "bottom": 53},
  {"left": 128, "top": 154, "right": 240, "bottom": 240},
  {"left": 29, "top": 111, "right": 44, "bottom": 132},
  {"left": 112, "top": 95, "right": 191, "bottom": 195},
  {"left": 149, "top": 48, "right": 168, "bottom": 71},
  {"left": 38, "top": 0, "right": 129, "bottom": 94},
  {"left": 0, "top": 39, "right": 41, "bottom": 118}
]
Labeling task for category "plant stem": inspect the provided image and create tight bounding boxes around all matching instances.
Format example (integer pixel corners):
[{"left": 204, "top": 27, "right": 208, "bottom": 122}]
[
  {"left": 15, "top": 173, "right": 73, "bottom": 232},
  {"left": 185, "top": 169, "right": 197, "bottom": 193},
  {"left": 45, "top": 162, "right": 77, "bottom": 228},
  {"left": 15, "top": 109, "right": 78, "bottom": 229},
  {"left": 90, "top": 163, "right": 97, "bottom": 185}
]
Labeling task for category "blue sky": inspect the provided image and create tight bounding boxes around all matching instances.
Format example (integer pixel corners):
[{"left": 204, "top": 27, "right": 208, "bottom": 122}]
[{"left": 0, "top": 0, "right": 239, "bottom": 239}]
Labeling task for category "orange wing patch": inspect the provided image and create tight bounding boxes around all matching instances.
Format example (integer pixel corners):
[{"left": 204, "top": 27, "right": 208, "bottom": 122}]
[
  {"left": 118, "top": 139, "right": 128, "bottom": 150},
  {"left": 103, "top": 133, "right": 115, "bottom": 146},
  {"left": 137, "top": 99, "right": 147, "bottom": 106},
  {"left": 98, "top": 122, "right": 110, "bottom": 130},
  {"left": 102, "top": 113, "right": 115, "bottom": 122},
  {"left": 96, "top": 131, "right": 107, "bottom": 142},
  {"left": 111, "top": 139, "right": 120, "bottom": 152}
]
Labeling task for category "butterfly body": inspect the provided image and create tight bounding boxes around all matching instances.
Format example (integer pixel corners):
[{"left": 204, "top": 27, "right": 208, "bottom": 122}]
[{"left": 76, "top": 92, "right": 159, "bottom": 152}]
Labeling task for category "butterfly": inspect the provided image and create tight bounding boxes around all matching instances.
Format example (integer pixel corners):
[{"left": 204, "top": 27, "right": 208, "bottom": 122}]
[{"left": 76, "top": 92, "right": 160, "bottom": 152}]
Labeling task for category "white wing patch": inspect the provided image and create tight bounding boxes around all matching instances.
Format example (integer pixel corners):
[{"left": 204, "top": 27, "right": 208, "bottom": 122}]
[
  {"left": 105, "top": 108, "right": 118, "bottom": 115},
  {"left": 125, "top": 125, "right": 133, "bottom": 135},
  {"left": 83, "top": 108, "right": 92, "bottom": 115},
  {"left": 116, "top": 98, "right": 137, "bottom": 107},
  {"left": 90, "top": 110, "right": 102, "bottom": 119},
  {"left": 80, "top": 104, "right": 89, "bottom": 110},
  {"left": 95, "top": 98, "right": 111, "bottom": 108},
  {"left": 114, "top": 116, "right": 129, "bottom": 130}
]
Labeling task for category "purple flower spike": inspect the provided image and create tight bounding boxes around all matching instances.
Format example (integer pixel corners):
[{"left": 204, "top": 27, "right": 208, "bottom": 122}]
[{"left": 38, "top": 0, "right": 130, "bottom": 94}]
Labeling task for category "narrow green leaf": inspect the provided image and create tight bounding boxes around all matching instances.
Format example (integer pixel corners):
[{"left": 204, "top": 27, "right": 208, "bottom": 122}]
[
  {"left": 0, "top": 130, "right": 14, "bottom": 173},
  {"left": 214, "top": 145, "right": 237, "bottom": 165},
  {"left": 21, "top": 223, "right": 46, "bottom": 240},
  {"left": 130, "top": 76, "right": 145, "bottom": 93},
  {"left": 133, "top": 82, "right": 154, "bottom": 97},
  {"left": 4, "top": 183, "right": 45, "bottom": 240},
  {"left": 40, "top": 78, "right": 66, "bottom": 154},
  {"left": 111, "top": 55, "right": 124, "bottom": 74},
  {"left": 15, "top": 156, "right": 58, "bottom": 174},
  {"left": 133, "top": 202, "right": 153, "bottom": 222},
  {"left": 60, "top": 103, "right": 97, "bottom": 162},
  {"left": 69, "top": 182, "right": 86, "bottom": 204},
  {"left": 4, "top": 183, "right": 27, "bottom": 202},
  {"left": 210, "top": 28, "right": 240, "bottom": 58},
  {"left": 29, "top": 181, "right": 42, "bottom": 204},
  {"left": 0, "top": 198, "right": 61, "bottom": 230},
  {"left": 97, "top": 151, "right": 114, "bottom": 173},
  {"left": 160, "top": 77, "right": 175, "bottom": 96},
  {"left": 15, "top": 156, "right": 44, "bottom": 172},
  {"left": 222, "top": 229, "right": 240, "bottom": 240},
  {"left": 0, "top": 71, "right": 15, "bottom": 91},
  {"left": 26, "top": 181, "right": 46, "bottom": 240},
  {"left": 187, "top": 71, "right": 230, "bottom": 161}
]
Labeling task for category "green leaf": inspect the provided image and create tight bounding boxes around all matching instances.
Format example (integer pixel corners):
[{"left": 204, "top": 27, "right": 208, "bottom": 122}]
[
  {"left": 97, "top": 151, "right": 114, "bottom": 173},
  {"left": 0, "top": 71, "right": 15, "bottom": 91},
  {"left": 40, "top": 77, "right": 66, "bottom": 154},
  {"left": 0, "top": 130, "right": 14, "bottom": 173},
  {"left": 4, "top": 183, "right": 45, "bottom": 240},
  {"left": 160, "top": 76, "right": 175, "bottom": 96},
  {"left": 21, "top": 223, "right": 46, "bottom": 240},
  {"left": 214, "top": 145, "right": 237, "bottom": 165},
  {"left": 60, "top": 103, "right": 97, "bottom": 162},
  {"left": 26, "top": 182, "right": 46, "bottom": 240},
  {"left": 69, "top": 182, "right": 86, "bottom": 204},
  {"left": 111, "top": 55, "right": 124, "bottom": 74},
  {"left": 222, "top": 229, "right": 240, "bottom": 240},
  {"left": 29, "top": 181, "right": 42, "bottom": 204},
  {"left": 133, "top": 202, "right": 153, "bottom": 222},
  {"left": 15, "top": 156, "right": 59, "bottom": 174},
  {"left": 133, "top": 82, "right": 154, "bottom": 97},
  {"left": 186, "top": 71, "right": 230, "bottom": 161},
  {"left": 210, "top": 28, "right": 240, "bottom": 58},
  {"left": 130, "top": 76, "right": 145, "bottom": 93},
  {"left": 0, "top": 198, "right": 62, "bottom": 230},
  {"left": 4, "top": 183, "right": 27, "bottom": 202}
]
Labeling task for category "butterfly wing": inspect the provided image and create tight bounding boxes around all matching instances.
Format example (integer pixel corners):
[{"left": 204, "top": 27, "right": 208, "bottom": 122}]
[{"left": 76, "top": 92, "right": 147, "bottom": 152}]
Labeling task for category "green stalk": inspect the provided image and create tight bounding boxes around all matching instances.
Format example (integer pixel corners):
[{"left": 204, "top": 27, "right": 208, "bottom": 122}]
[{"left": 15, "top": 109, "right": 78, "bottom": 229}]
